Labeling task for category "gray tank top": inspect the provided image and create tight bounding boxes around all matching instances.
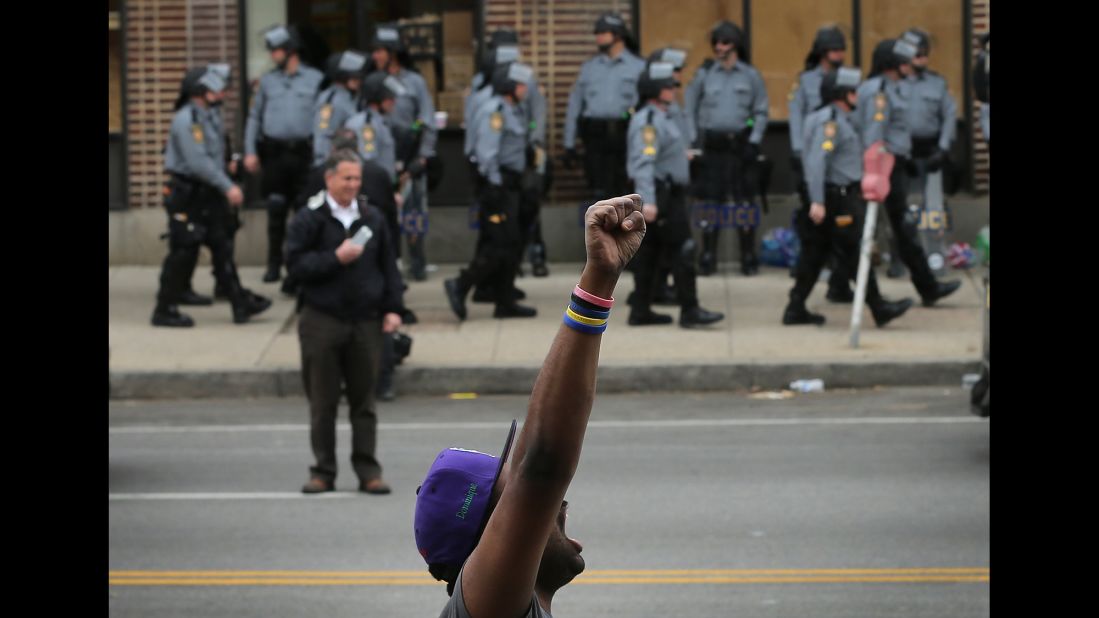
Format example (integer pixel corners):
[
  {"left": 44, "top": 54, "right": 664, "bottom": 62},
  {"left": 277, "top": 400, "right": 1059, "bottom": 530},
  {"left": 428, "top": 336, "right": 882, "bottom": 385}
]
[{"left": 438, "top": 567, "right": 551, "bottom": 618}]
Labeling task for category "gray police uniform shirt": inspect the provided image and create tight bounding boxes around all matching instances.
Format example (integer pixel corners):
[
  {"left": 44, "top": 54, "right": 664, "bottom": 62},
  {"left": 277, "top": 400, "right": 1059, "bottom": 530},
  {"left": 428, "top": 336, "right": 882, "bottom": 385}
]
[
  {"left": 801, "top": 105, "right": 862, "bottom": 205},
  {"left": 464, "top": 83, "right": 494, "bottom": 157},
  {"left": 666, "top": 101, "right": 690, "bottom": 144},
  {"left": 438, "top": 567, "right": 550, "bottom": 618},
  {"left": 788, "top": 66, "right": 825, "bottom": 154},
  {"left": 627, "top": 103, "right": 690, "bottom": 206},
  {"left": 386, "top": 68, "right": 437, "bottom": 159},
  {"left": 852, "top": 76, "right": 912, "bottom": 158},
  {"left": 564, "top": 50, "right": 646, "bottom": 149},
  {"left": 311, "top": 85, "right": 359, "bottom": 165},
  {"left": 980, "top": 103, "right": 990, "bottom": 142},
  {"left": 521, "top": 76, "right": 548, "bottom": 147},
  {"left": 906, "top": 70, "right": 957, "bottom": 150},
  {"left": 244, "top": 65, "right": 324, "bottom": 155},
  {"left": 473, "top": 95, "right": 528, "bottom": 186},
  {"left": 344, "top": 109, "right": 397, "bottom": 183},
  {"left": 165, "top": 103, "right": 233, "bottom": 193},
  {"left": 684, "top": 59, "right": 769, "bottom": 145}
]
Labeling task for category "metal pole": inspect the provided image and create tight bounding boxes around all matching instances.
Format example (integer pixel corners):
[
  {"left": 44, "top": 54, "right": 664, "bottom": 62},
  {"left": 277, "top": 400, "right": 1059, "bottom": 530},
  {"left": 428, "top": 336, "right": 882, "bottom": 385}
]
[{"left": 849, "top": 199, "right": 879, "bottom": 348}]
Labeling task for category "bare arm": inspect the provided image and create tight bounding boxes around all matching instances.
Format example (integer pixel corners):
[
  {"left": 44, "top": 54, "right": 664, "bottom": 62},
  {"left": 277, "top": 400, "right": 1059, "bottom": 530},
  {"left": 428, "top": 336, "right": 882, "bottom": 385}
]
[{"left": 460, "top": 195, "right": 646, "bottom": 618}]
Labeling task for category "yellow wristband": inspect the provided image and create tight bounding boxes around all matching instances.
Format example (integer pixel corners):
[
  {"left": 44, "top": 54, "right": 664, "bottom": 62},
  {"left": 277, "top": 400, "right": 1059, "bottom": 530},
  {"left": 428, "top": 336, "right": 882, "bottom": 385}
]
[{"left": 565, "top": 306, "right": 607, "bottom": 326}]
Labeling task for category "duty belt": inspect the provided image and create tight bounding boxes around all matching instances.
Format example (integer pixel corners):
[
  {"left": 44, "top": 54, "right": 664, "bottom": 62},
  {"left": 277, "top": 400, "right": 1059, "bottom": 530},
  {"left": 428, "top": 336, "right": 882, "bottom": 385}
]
[
  {"left": 580, "top": 117, "right": 629, "bottom": 140},
  {"left": 261, "top": 137, "right": 311, "bottom": 151},
  {"left": 825, "top": 182, "right": 860, "bottom": 196},
  {"left": 701, "top": 128, "right": 751, "bottom": 150}
]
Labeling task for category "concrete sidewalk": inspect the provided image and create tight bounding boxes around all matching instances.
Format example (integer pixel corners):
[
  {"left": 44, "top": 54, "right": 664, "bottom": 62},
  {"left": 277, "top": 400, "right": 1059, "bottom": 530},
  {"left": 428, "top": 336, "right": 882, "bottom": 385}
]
[{"left": 108, "top": 263, "right": 985, "bottom": 399}]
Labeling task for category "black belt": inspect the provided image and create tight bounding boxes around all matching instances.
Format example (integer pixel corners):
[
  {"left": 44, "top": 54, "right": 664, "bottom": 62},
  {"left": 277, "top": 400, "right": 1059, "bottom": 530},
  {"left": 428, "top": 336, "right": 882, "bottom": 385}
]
[
  {"left": 825, "top": 182, "right": 860, "bottom": 196},
  {"left": 910, "top": 136, "right": 940, "bottom": 158},
  {"left": 262, "top": 137, "right": 311, "bottom": 151}
]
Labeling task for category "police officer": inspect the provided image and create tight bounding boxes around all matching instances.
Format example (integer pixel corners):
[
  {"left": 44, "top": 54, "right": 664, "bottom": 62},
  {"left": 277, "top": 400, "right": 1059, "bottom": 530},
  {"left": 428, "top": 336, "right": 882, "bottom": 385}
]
[
  {"left": 243, "top": 25, "right": 324, "bottom": 288},
  {"left": 685, "top": 20, "right": 770, "bottom": 276},
  {"left": 788, "top": 26, "right": 846, "bottom": 279},
  {"left": 642, "top": 47, "right": 691, "bottom": 305},
  {"left": 312, "top": 50, "right": 367, "bottom": 167},
  {"left": 973, "top": 32, "right": 990, "bottom": 148},
  {"left": 902, "top": 29, "right": 958, "bottom": 179},
  {"left": 345, "top": 72, "right": 401, "bottom": 185},
  {"left": 832, "top": 38, "right": 960, "bottom": 307},
  {"left": 444, "top": 63, "right": 539, "bottom": 321},
  {"left": 153, "top": 67, "right": 271, "bottom": 327},
  {"left": 563, "top": 12, "right": 646, "bottom": 200},
  {"left": 370, "top": 24, "right": 437, "bottom": 282},
  {"left": 782, "top": 67, "right": 913, "bottom": 327},
  {"left": 627, "top": 62, "right": 725, "bottom": 328}
]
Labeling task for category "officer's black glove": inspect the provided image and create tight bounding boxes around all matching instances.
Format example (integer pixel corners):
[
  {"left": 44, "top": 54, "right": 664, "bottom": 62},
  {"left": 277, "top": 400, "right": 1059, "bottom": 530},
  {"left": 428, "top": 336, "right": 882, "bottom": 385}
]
[
  {"left": 926, "top": 148, "right": 947, "bottom": 172},
  {"left": 905, "top": 158, "right": 920, "bottom": 177},
  {"left": 789, "top": 153, "right": 803, "bottom": 175},
  {"left": 406, "top": 157, "right": 427, "bottom": 178},
  {"left": 562, "top": 148, "right": 579, "bottom": 170}
]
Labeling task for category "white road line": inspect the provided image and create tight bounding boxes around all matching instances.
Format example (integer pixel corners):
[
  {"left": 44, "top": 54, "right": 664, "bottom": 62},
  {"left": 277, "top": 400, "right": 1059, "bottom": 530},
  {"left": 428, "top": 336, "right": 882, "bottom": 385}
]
[
  {"left": 109, "top": 416, "right": 983, "bottom": 435},
  {"left": 109, "top": 492, "right": 358, "bottom": 501}
]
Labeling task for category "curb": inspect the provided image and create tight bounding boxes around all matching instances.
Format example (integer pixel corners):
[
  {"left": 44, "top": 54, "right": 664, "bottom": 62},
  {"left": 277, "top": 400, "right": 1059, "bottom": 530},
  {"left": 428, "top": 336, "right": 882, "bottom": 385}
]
[{"left": 109, "top": 359, "right": 981, "bottom": 400}]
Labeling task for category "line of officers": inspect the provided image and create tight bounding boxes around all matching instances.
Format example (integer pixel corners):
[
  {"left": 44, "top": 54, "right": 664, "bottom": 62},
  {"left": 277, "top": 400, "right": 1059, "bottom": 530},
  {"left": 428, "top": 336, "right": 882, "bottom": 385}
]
[{"left": 152, "top": 23, "right": 439, "bottom": 327}]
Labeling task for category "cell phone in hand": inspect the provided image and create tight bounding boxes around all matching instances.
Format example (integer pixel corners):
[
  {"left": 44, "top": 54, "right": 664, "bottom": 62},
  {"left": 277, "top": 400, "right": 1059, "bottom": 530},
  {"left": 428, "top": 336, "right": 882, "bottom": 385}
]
[{"left": 351, "top": 225, "right": 373, "bottom": 246}]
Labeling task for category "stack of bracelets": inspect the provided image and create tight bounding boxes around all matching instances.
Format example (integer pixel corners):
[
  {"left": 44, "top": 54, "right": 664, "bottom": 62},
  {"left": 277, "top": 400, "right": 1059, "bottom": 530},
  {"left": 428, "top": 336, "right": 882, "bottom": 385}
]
[{"left": 563, "top": 284, "right": 614, "bottom": 335}]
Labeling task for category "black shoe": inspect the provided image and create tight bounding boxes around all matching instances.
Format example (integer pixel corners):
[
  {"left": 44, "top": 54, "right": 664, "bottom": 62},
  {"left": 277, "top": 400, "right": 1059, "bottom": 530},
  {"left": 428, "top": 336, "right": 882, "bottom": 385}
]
[
  {"left": 410, "top": 270, "right": 427, "bottom": 282},
  {"left": 178, "top": 289, "right": 213, "bottom": 306},
  {"left": 653, "top": 284, "right": 678, "bottom": 306},
  {"left": 826, "top": 287, "right": 855, "bottom": 304},
  {"left": 532, "top": 262, "right": 549, "bottom": 277},
  {"left": 740, "top": 256, "right": 759, "bottom": 277},
  {"left": 494, "top": 303, "right": 537, "bottom": 318},
  {"left": 886, "top": 261, "right": 907, "bottom": 279},
  {"left": 679, "top": 306, "right": 725, "bottom": 328},
  {"left": 377, "top": 385, "right": 396, "bottom": 402},
  {"left": 246, "top": 292, "right": 272, "bottom": 316},
  {"left": 920, "top": 280, "right": 962, "bottom": 307},
  {"left": 232, "top": 293, "right": 271, "bottom": 324},
  {"left": 151, "top": 305, "right": 195, "bottom": 328},
  {"left": 444, "top": 278, "right": 467, "bottom": 321},
  {"left": 871, "top": 298, "right": 914, "bottom": 327},
  {"left": 782, "top": 303, "right": 825, "bottom": 326},
  {"left": 213, "top": 284, "right": 229, "bottom": 301},
  {"left": 263, "top": 265, "right": 281, "bottom": 283},
  {"left": 628, "top": 310, "right": 673, "bottom": 326},
  {"left": 473, "top": 287, "right": 524, "bottom": 303},
  {"left": 280, "top": 279, "right": 299, "bottom": 296}
]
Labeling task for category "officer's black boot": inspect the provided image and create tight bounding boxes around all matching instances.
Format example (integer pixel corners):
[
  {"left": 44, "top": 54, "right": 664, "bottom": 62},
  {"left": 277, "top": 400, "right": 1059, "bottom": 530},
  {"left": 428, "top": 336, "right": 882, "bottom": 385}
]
[
  {"left": 679, "top": 305, "right": 725, "bottom": 328},
  {"left": 869, "top": 297, "right": 914, "bottom": 327},
  {"left": 782, "top": 294, "right": 825, "bottom": 326},
  {"left": 529, "top": 242, "right": 549, "bottom": 277},
  {"left": 738, "top": 228, "right": 759, "bottom": 276},
  {"left": 919, "top": 280, "right": 962, "bottom": 307},
  {"left": 213, "top": 282, "right": 229, "bottom": 301},
  {"left": 227, "top": 278, "right": 271, "bottom": 324},
  {"left": 179, "top": 288, "right": 213, "bottom": 306},
  {"left": 493, "top": 302, "right": 537, "bottom": 318},
  {"left": 443, "top": 276, "right": 471, "bottom": 321},
  {"left": 280, "top": 273, "right": 299, "bottom": 296},
  {"left": 263, "top": 263, "right": 282, "bottom": 283},
  {"left": 698, "top": 226, "right": 718, "bottom": 276},
  {"left": 151, "top": 304, "right": 195, "bottom": 328}
]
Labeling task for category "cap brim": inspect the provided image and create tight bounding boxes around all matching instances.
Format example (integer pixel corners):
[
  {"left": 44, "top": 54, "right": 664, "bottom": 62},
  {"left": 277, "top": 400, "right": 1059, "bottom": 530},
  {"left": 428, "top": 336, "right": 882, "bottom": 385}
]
[{"left": 470, "top": 419, "right": 517, "bottom": 550}]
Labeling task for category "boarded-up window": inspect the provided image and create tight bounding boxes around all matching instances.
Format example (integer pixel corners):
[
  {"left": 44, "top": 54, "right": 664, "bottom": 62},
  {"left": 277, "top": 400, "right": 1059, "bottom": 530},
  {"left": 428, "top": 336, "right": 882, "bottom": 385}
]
[
  {"left": 640, "top": 0, "right": 743, "bottom": 88},
  {"left": 109, "top": 7, "right": 122, "bottom": 133},
  {"left": 750, "top": 0, "right": 850, "bottom": 121}
]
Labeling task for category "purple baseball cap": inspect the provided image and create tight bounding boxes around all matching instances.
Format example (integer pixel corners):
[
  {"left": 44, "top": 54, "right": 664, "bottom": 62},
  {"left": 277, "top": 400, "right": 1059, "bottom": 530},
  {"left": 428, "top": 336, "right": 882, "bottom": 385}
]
[{"left": 414, "top": 420, "right": 517, "bottom": 567}]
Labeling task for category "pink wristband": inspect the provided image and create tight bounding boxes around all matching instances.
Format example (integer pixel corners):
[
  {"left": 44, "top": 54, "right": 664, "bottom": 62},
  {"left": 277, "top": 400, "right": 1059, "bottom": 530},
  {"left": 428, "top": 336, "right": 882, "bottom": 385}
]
[{"left": 573, "top": 284, "right": 614, "bottom": 309}]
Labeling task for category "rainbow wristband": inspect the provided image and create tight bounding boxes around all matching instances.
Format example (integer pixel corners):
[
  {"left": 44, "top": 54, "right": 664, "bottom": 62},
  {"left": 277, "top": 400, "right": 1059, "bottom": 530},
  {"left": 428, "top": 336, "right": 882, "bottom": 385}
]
[
  {"left": 573, "top": 284, "right": 614, "bottom": 309},
  {"left": 563, "top": 312, "right": 607, "bottom": 335}
]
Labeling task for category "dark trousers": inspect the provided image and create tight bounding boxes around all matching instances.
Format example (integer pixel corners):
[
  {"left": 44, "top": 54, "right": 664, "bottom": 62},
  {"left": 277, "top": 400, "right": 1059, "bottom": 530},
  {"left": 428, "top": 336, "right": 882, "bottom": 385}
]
[
  {"left": 156, "top": 179, "right": 244, "bottom": 309},
  {"left": 298, "top": 305, "right": 384, "bottom": 483},
  {"left": 699, "top": 132, "right": 759, "bottom": 268},
  {"left": 459, "top": 172, "right": 522, "bottom": 305},
  {"left": 580, "top": 119, "right": 631, "bottom": 199},
  {"left": 791, "top": 184, "right": 885, "bottom": 306},
  {"left": 259, "top": 140, "right": 312, "bottom": 269},
  {"left": 517, "top": 168, "right": 546, "bottom": 267},
  {"left": 630, "top": 183, "right": 700, "bottom": 312},
  {"left": 828, "top": 158, "right": 937, "bottom": 296}
]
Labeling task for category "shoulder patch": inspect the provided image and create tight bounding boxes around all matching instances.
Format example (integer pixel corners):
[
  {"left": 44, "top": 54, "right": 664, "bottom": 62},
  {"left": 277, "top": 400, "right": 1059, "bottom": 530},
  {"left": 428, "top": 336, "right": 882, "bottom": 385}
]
[
  {"left": 642, "top": 125, "right": 657, "bottom": 156},
  {"left": 318, "top": 103, "right": 333, "bottom": 130},
  {"left": 307, "top": 190, "right": 326, "bottom": 210},
  {"left": 191, "top": 123, "right": 204, "bottom": 144},
  {"left": 823, "top": 121, "right": 837, "bottom": 138},
  {"left": 490, "top": 111, "right": 503, "bottom": 132}
]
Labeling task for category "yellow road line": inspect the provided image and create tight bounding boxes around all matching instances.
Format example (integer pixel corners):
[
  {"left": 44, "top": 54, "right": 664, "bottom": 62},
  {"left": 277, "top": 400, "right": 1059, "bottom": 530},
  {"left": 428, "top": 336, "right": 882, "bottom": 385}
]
[{"left": 109, "top": 568, "right": 989, "bottom": 587}]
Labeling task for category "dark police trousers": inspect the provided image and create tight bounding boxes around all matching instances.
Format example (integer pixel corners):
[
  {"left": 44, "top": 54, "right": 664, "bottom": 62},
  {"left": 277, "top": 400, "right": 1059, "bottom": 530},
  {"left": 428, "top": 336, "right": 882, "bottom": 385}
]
[
  {"left": 791, "top": 183, "right": 887, "bottom": 306},
  {"left": 828, "top": 155, "right": 937, "bottom": 296},
  {"left": 699, "top": 128, "right": 759, "bottom": 273},
  {"left": 157, "top": 175, "right": 243, "bottom": 308},
  {"left": 580, "top": 118, "right": 631, "bottom": 199},
  {"left": 630, "top": 181, "right": 700, "bottom": 313},
  {"left": 258, "top": 138, "right": 312, "bottom": 271},
  {"left": 517, "top": 166, "right": 547, "bottom": 270},
  {"left": 298, "top": 305, "right": 383, "bottom": 483},
  {"left": 456, "top": 170, "right": 523, "bottom": 305}
]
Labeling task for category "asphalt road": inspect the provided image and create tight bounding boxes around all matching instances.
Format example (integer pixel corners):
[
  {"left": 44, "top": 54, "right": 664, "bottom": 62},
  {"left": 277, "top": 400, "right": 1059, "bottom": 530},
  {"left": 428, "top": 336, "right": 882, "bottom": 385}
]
[{"left": 109, "top": 387, "right": 989, "bottom": 617}]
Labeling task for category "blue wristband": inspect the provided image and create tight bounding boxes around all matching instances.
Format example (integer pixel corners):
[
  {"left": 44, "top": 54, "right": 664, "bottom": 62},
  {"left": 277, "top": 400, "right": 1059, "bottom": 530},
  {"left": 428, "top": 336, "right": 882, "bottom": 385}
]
[{"left": 563, "top": 312, "right": 607, "bottom": 335}]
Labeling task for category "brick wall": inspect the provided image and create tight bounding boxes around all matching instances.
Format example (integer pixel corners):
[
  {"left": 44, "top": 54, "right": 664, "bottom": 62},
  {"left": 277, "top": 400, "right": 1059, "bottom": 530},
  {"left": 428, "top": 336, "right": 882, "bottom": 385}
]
[
  {"left": 970, "top": 0, "right": 989, "bottom": 193},
  {"left": 124, "top": 0, "right": 241, "bottom": 209},
  {"left": 485, "top": 0, "right": 635, "bottom": 205}
]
